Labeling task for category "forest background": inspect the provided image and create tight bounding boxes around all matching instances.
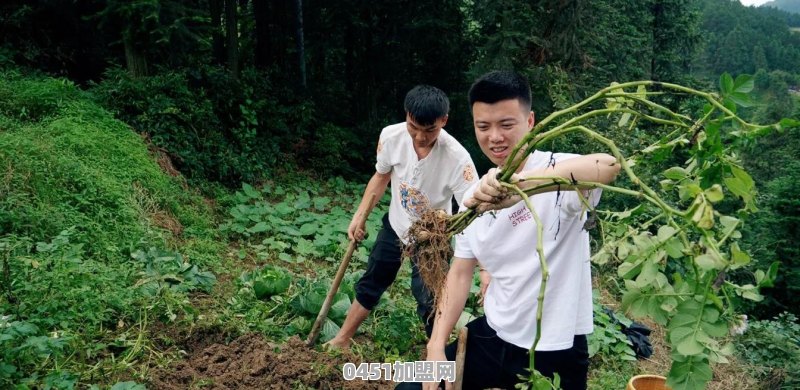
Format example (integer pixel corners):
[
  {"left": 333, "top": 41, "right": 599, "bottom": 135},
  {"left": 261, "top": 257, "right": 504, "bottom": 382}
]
[{"left": 1, "top": 0, "right": 800, "bottom": 389}]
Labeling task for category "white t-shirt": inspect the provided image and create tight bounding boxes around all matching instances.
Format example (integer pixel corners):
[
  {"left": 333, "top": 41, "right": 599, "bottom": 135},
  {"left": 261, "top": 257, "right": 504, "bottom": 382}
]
[
  {"left": 376, "top": 122, "right": 477, "bottom": 243},
  {"left": 454, "top": 150, "right": 600, "bottom": 351}
]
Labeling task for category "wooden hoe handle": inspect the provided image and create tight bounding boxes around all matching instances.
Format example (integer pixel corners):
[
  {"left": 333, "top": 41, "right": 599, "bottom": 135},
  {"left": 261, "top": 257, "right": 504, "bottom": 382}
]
[
  {"left": 306, "top": 193, "right": 377, "bottom": 346},
  {"left": 454, "top": 326, "right": 468, "bottom": 390}
]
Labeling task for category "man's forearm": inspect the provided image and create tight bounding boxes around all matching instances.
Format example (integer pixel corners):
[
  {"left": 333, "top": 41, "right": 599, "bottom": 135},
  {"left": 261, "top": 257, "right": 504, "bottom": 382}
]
[
  {"left": 357, "top": 172, "right": 390, "bottom": 216},
  {"left": 517, "top": 153, "right": 620, "bottom": 193},
  {"left": 427, "top": 259, "right": 476, "bottom": 349}
]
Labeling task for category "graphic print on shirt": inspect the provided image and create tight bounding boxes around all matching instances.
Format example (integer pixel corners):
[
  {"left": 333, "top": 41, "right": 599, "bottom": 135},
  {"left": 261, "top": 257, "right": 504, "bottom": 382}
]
[
  {"left": 399, "top": 181, "right": 431, "bottom": 218},
  {"left": 508, "top": 205, "right": 532, "bottom": 227},
  {"left": 462, "top": 164, "right": 475, "bottom": 182}
]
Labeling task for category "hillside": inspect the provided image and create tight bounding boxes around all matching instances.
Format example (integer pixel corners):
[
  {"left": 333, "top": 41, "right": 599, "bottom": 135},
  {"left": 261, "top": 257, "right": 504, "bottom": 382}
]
[
  {"left": 0, "top": 70, "right": 225, "bottom": 386},
  {"left": 763, "top": 0, "right": 800, "bottom": 14}
]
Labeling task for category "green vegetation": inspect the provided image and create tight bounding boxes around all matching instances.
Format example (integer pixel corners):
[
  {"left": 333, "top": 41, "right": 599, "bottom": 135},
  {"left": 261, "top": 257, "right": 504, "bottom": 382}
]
[
  {"left": 1, "top": 0, "right": 799, "bottom": 388},
  {"left": 589, "top": 295, "right": 637, "bottom": 363},
  {"left": 735, "top": 312, "right": 800, "bottom": 388},
  {"left": 763, "top": 0, "right": 800, "bottom": 15},
  {"left": 0, "top": 72, "right": 222, "bottom": 387},
  {"left": 0, "top": 70, "right": 215, "bottom": 258}
]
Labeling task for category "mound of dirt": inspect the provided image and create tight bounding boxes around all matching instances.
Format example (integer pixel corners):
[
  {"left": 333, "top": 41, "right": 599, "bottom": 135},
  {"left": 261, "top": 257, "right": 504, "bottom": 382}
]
[{"left": 149, "top": 334, "right": 390, "bottom": 389}]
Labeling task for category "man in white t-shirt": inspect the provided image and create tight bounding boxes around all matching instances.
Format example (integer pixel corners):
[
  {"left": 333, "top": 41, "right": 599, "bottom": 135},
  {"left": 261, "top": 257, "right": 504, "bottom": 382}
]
[
  {"left": 326, "top": 85, "right": 478, "bottom": 349},
  {"left": 418, "top": 71, "right": 620, "bottom": 389}
]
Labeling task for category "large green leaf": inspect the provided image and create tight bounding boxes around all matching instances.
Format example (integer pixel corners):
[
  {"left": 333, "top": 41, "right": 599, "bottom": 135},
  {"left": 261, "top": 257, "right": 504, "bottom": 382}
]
[
  {"left": 636, "top": 261, "right": 659, "bottom": 288},
  {"left": 733, "top": 74, "right": 754, "bottom": 94},
  {"left": 289, "top": 316, "right": 311, "bottom": 335},
  {"left": 703, "top": 184, "right": 724, "bottom": 203},
  {"left": 248, "top": 222, "right": 269, "bottom": 233},
  {"left": 621, "top": 286, "right": 668, "bottom": 324},
  {"left": 694, "top": 254, "right": 720, "bottom": 271},
  {"left": 727, "top": 92, "right": 754, "bottom": 107},
  {"left": 729, "top": 242, "right": 750, "bottom": 269},
  {"left": 314, "top": 197, "right": 331, "bottom": 211},
  {"left": 778, "top": 117, "right": 800, "bottom": 131},
  {"left": 319, "top": 318, "right": 341, "bottom": 343},
  {"left": 667, "top": 355, "right": 712, "bottom": 390},
  {"left": 252, "top": 266, "right": 292, "bottom": 299},
  {"left": 674, "top": 331, "right": 705, "bottom": 355},
  {"left": 719, "top": 73, "right": 734, "bottom": 95},
  {"left": 273, "top": 202, "right": 294, "bottom": 216},
  {"left": 723, "top": 165, "right": 755, "bottom": 207},
  {"left": 298, "top": 222, "right": 318, "bottom": 236},
  {"left": 718, "top": 216, "right": 739, "bottom": 239},
  {"left": 295, "top": 192, "right": 312, "bottom": 210},
  {"left": 242, "top": 183, "right": 261, "bottom": 199},
  {"left": 111, "top": 382, "right": 147, "bottom": 390},
  {"left": 295, "top": 238, "right": 318, "bottom": 257},
  {"left": 0, "top": 363, "right": 17, "bottom": 377},
  {"left": 700, "top": 319, "right": 727, "bottom": 338},
  {"left": 663, "top": 167, "right": 689, "bottom": 180},
  {"left": 329, "top": 293, "right": 351, "bottom": 323}
]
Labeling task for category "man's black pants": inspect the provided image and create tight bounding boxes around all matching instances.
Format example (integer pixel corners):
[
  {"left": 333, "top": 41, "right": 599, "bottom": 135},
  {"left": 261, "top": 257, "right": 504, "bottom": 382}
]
[
  {"left": 354, "top": 213, "right": 436, "bottom": 335},
  {"left": 396, "top": 316, "right": 589, "bottom": 390}
]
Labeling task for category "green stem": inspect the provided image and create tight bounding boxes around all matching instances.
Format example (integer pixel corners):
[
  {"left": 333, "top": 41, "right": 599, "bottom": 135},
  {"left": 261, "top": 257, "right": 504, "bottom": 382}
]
[
  {"left": 592, "top": 213, "right": 664, "bottom": 264},
  {"left": 717, "top": 218, "right": 741, "bottom": 247},
  {"left": 544, "top": 107, "right": 688, "bottom": 138},
  {"left": 511, "top": 124, "right": 686, "bottom": 217},
  {"left": 503, "top": 183, "right": 549, "bottom": 382},
  {"left": 502, "top": 80, "right": 770, "bottom": 181},
  {"left": 516, "top": 176, "right": 657, "bottom": 205},
  {"left": 602, "top": 94, "right": 693, "bottom": 123}
]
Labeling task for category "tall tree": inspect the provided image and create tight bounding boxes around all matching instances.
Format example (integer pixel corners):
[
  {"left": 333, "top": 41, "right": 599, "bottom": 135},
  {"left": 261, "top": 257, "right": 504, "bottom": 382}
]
[
  {"left": 93, "top": 0, "right": 208, "bottom": 77},
  {"left": 225, "top": 0, "right": 239, "bottom": 76},
  {"left": 253, "top": 0, "right": 272, "bottom": 69},
  {"left": 295, "top": 0, "right": 306, "bottom": 89},
  {"left": 210, "top": 0, "right": 225, "bottom": 64},
  {"left": 97, "top": 0, "right": 159, "bottom": 77}
]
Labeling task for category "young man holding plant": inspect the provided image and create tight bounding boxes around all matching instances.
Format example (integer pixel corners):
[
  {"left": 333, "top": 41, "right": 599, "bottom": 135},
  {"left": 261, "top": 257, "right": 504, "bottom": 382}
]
[
  {"left": 418, "top": 71, "right": 620, "bottom": 390},
  {"left": 326, "top": 85, "right": 478, "bottom": 349}
]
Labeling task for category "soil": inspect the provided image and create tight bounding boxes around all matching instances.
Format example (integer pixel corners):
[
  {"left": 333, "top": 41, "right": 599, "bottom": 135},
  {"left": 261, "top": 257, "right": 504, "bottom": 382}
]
[{"left": 149, "top": 334, "right": 392, "bottom": 389}]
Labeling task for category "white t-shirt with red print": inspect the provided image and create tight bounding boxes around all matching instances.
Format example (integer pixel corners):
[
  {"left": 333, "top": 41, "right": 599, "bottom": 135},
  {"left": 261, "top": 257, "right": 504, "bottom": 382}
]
[
  {"left": 454, "top": 150, "right": 601, "bottom": 351},
  {"left": 375, "top": 122, "right": 477, "bottom": 243}
]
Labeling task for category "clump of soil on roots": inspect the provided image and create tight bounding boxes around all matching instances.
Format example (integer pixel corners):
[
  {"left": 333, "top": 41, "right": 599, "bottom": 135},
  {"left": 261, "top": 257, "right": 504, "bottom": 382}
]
[
  {"left": 404, "top": 209, "right": 452, "bottom": 309},
  {"left": 149, "top": 334, "right": 388, "bottom": 389}
]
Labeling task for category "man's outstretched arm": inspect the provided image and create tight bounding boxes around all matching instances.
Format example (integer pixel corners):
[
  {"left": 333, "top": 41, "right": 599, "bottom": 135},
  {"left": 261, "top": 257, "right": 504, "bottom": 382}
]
[
  {"left": 423, "top": 256, "right": 477, "bottom": 390},
  {"left": 466, "top": 153, "right": 620, "bottom": 212}
]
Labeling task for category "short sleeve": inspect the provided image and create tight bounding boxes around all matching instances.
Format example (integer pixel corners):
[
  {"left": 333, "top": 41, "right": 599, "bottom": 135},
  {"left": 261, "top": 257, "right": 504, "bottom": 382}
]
[
  {"left": 450, "top": 156, "right": 478, "bottom": 209},
  {"left": 453, "top": 229, "right": 475, "bottom": 259},
  {"left": 453, "top": 183, "right": 478, "bottom": 259},
  {"left": 375, "top": 132, "right": 392, "bottom": 174}
]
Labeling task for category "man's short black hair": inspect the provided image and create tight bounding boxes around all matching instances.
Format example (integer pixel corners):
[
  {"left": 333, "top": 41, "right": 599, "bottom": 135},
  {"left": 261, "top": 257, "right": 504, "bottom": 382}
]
[
  {"left": 404, "top": 85, "right": 450, "bottom": 126},
  {"left": 468, "top": 70, "right": 532, "bottom": 112}
]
